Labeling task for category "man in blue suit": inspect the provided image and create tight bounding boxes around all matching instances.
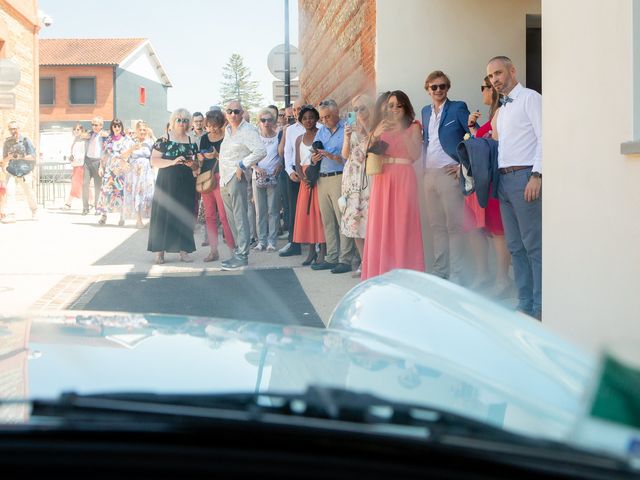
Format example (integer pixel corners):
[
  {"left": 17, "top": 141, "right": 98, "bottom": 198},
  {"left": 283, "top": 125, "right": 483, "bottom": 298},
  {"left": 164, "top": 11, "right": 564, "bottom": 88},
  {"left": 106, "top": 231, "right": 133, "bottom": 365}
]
[{"left": 421, "top": 71, "right": 470, "bottom": 284}]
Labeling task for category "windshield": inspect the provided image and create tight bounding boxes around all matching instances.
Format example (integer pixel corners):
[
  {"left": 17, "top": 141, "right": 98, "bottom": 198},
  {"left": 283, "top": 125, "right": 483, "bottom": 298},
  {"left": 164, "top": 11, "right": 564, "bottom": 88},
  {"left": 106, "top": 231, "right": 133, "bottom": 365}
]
[{"left": 1, "top": 0, "right": 639, "bottom": 474}]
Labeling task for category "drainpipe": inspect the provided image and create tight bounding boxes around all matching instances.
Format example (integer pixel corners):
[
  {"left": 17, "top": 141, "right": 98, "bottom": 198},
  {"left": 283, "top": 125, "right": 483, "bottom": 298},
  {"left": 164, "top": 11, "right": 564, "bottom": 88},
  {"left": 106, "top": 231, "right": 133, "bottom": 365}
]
[{"left": 112, "top": 66, "right": 117, "bottom": 120}]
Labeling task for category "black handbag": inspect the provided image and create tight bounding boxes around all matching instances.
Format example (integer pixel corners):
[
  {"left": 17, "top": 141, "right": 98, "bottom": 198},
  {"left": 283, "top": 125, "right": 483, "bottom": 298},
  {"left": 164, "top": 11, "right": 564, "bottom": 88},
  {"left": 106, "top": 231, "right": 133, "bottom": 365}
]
[{"left": 6, "top": 159, "right": 34, "bottom": 177}]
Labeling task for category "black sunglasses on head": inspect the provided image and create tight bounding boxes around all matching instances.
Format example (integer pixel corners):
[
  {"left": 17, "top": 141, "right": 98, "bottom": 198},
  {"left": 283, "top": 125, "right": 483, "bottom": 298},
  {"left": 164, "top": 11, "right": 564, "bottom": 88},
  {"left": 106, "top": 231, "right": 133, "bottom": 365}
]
[{"left": 481, "top": 85, "right": 492, "bottom": 92}]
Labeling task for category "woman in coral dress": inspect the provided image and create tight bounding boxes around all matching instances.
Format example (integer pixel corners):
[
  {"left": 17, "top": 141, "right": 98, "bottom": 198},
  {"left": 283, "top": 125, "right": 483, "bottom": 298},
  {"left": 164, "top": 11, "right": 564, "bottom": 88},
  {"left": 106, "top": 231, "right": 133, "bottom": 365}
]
[
  {"left": 361, "top": 90, "right": 425, "bottom": 280},
  {"left": 292, "top": 105, "right": 326, "bottom": 266}
]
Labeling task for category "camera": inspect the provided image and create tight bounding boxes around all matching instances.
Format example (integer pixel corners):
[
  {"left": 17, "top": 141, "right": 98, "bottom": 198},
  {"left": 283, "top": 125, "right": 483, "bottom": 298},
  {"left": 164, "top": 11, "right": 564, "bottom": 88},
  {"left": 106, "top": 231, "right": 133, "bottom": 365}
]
[
  {"left": 311, "top": 141, "right": 324, "bottom": 151},
  {"left": 41, "top": 15, "right": 53, "bottom": 27},
  {"left": 9, "top": 142, "right": 26, "bottom": 160}
]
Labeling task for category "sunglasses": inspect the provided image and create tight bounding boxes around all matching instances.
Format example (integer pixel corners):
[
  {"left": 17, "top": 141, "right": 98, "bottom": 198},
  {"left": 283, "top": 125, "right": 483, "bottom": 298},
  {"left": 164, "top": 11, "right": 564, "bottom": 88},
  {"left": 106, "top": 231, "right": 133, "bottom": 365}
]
[
  {"left": 175, "top": 118, "right": 190, "bottom": 124},
  {"left": 260, "top": 118, "right": 274, "bottom": 123},
  {"left": 429, "top": 83, "right": 448, "bottom": 92},
  {"left": 318, "top": 100, "right": 337, "bottom": 107},
  {"left": 112, "top": 124, "right": 122, "bottom": 128},
  {"left": 278, "top": 113, "right": 285, "bottom": 117},
  {"left": 353, "top": 106, "right": 367, "bottom": 112},
  {"left": 226, "top": 109, "right": 242, "bottom": 115},
  {"left": 481, "top": 85, "right": 492, "bottom": 92}
]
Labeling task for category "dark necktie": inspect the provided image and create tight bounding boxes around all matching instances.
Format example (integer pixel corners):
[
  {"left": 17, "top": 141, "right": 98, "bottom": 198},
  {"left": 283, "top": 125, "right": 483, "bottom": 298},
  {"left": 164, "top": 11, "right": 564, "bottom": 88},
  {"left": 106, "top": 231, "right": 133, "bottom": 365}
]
[{"left": 500, "top": 95, "right": 513, "bottom": 106}]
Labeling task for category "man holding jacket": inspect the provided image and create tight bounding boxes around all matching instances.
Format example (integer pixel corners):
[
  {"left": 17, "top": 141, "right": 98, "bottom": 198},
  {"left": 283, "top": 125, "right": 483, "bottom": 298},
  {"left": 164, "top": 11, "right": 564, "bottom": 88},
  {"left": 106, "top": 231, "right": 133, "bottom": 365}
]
[{"left": 421, "top": 70, "right": 470, "bottom": 284}]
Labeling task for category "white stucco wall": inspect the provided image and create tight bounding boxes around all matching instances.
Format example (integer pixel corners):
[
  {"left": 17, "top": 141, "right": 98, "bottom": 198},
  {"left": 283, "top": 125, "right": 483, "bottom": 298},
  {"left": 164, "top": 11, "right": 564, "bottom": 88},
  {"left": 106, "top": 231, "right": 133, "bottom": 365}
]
[
  {"left": 542, "top": 0, "right": 640, "bottom": 351},
  {"left": 375, "top": 0, "right": 540, "bottom": 115}
]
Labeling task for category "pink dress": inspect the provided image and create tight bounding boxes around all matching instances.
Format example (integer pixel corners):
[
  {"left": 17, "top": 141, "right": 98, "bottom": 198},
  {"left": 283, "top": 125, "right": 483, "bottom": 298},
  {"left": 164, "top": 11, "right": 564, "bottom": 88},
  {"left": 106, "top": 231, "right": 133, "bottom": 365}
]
[
  {"left": 463, "top": 120, "right": 504, "bottom": 235},
  {"left": 361, "top": 122, "right": 425, "bottom": 280}
]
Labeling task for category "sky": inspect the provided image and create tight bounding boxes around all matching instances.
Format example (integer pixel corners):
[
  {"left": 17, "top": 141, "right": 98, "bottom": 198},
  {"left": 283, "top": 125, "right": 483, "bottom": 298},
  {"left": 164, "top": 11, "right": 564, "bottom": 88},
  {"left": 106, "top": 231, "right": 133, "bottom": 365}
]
[{"left": 38, "top": 0, "right": 300, "bottom": 113}]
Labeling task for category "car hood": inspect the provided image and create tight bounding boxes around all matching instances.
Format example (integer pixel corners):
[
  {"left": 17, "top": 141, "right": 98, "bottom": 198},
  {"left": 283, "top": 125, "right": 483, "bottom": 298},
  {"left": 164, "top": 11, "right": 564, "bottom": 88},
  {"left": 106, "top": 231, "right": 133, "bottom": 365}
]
[{"left": 0, "top": 272, "right": 595, "bottom": 445}]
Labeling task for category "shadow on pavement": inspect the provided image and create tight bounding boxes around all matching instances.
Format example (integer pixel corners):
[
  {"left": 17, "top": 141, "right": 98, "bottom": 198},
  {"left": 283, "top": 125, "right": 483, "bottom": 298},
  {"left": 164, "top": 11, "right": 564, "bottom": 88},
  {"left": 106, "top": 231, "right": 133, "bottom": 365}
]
[{"left": 69, "top": 269, "right": 323, "bottom": 328}]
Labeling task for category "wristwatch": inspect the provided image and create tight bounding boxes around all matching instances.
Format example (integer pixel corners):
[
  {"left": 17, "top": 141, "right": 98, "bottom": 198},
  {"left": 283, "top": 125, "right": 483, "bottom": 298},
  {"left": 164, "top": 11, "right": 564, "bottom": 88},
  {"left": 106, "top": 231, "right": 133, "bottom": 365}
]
[{"left": 531, "top": 172, "right": 542, "bottom": 179}]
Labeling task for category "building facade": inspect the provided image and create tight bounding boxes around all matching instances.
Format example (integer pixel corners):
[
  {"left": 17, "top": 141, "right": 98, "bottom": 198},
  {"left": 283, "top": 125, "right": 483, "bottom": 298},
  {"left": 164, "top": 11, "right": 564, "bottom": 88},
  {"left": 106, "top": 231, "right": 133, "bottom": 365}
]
[
  {"left": 297, "top": 0, "right": 640, "bottom": 351},
  {"left": 0, "top": 0, "right": 40, "bottom": 147},
  {"left": 39, "top": 38, "right": 171, "bottom": 137}
]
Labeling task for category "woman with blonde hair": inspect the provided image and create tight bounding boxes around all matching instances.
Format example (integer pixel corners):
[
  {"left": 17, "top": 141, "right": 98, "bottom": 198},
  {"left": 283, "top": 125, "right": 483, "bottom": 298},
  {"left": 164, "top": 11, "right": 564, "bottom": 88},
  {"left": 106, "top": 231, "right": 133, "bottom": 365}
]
[
  {"left": 340, "top": 94, "right": 374, "bottom": 277},
  {"left": 147, "top": 108, "right": 199, "bottom": 264},
  {"left": 123, "top": 120, "right": 155, "bottom": 228}
]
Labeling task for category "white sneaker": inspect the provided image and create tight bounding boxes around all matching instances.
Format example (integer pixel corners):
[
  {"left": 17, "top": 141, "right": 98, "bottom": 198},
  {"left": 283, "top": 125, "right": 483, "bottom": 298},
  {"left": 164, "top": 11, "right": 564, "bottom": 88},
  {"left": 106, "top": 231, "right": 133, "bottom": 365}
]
[
  {"left": 1, "top": 215, "right": 16, "bottom": 224},
  {"left": 266, "top": 243, "right": 277, "bottom": 252},
  {"left": 253, "top": 243, "right": 266, "bottom": 251}
]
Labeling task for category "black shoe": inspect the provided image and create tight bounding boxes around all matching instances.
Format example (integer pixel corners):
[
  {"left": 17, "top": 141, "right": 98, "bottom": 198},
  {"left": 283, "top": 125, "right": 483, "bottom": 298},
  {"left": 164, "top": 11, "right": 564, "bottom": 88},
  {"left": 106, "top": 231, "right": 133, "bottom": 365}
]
[
  {"left": 311, "top": 261, "right": 337, "bottom": 271},
  {"left": 331, "top": 263, "right": 351, "bottom": 274},
  {"left": 279, "top": 243, "right": 301, "bottom": 257},
  {"left": 302, "top": 252, "right": 317, "bottom": 266}
]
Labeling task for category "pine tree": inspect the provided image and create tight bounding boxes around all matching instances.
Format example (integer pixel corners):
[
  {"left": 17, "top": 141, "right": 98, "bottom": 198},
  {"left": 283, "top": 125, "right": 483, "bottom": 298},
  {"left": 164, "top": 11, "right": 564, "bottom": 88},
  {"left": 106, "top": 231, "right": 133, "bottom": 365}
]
[{"left": 219, "top": 53, "right": 264, "bottom": 112}]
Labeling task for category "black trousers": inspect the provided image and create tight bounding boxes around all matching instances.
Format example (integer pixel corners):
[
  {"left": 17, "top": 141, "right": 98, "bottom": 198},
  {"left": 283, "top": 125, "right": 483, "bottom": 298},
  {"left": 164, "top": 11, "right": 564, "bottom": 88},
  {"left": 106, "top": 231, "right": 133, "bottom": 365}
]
[
  {"left": 83, "top": 157, "right": 102, "bottom": 210},
  {"left": 287, "top": 176, "right": 300, "bottom": 245}
]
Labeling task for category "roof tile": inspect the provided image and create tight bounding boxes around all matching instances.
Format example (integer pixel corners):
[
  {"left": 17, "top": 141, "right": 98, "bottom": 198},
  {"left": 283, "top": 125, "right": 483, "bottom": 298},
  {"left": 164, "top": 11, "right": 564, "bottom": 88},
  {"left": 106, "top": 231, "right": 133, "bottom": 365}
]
[{"left": 39, "top": 38, "right": 147, "bottom": 66}]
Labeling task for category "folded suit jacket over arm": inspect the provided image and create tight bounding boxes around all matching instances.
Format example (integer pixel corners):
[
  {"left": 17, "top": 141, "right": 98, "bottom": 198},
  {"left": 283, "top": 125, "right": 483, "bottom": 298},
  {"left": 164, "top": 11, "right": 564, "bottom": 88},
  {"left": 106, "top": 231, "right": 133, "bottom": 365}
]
[{"left": 456, "top": 137, "right": 499, "bottom": 208}]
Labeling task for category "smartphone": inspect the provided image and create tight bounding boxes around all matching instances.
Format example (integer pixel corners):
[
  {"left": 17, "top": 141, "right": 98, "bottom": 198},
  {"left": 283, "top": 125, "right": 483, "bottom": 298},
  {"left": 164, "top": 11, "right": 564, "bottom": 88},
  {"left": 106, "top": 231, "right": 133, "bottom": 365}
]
[{"left": 347, "top": 111, "right": 356, "bottom": 126}]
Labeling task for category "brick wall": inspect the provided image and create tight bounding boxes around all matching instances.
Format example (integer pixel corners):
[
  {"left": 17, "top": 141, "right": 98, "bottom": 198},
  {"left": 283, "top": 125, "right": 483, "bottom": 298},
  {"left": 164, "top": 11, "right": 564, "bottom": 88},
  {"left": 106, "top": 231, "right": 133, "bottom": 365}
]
[
  {"left": 0, "top": 0, "right": 39, "bottom": 147},
  {"left": 298, "top": 0, "right": 375, "bottom": 109},
  {"left": 39, "top": 65, "right": 115, "bottom": 124}
]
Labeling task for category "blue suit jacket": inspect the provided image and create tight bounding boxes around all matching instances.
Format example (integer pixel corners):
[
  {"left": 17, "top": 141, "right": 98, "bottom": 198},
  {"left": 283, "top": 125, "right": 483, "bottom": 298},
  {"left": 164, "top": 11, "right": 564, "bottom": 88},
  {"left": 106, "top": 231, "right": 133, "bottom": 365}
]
[
  {"left": 456, "top": 137, "right": 499, "bottom": 208},
  {"left": 421, "top": 100, "right": 470, "bottom": 163}
]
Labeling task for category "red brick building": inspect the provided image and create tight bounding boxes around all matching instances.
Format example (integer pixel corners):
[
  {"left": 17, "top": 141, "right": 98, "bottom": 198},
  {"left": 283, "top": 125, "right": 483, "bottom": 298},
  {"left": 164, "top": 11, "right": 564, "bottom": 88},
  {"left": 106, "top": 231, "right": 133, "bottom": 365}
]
[
  {"left": 39, "top": 38, "right": 172, "bottom": 136},
  {"left": 298, "top": 0, "right": 375, "bottom": 108}
]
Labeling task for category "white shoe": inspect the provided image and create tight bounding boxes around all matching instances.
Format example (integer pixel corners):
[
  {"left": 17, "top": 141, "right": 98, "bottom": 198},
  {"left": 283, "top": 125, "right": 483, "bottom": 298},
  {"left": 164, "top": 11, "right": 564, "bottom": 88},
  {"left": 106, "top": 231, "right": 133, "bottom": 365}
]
[
  {"left": 266, "top": 243, "right": 277, "bottom": 252},
  {"left": 1, "top": 215, "right": 16, "bottom": 224},
  {"left": 253, "top": 243, "right": 266, "bottom": 252}
]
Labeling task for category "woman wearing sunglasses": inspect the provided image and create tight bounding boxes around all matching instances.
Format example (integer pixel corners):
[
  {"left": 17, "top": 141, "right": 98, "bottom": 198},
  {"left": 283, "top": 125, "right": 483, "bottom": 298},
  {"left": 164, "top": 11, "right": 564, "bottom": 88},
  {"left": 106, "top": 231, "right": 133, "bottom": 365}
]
[
  {"left": 361, "top": 90, "right": 425, "bottom": 280},
  {"left": 464, "top": 77, "right": 511, "bottom": 296},
  {"left": 64, "top": 123, "right": 86, "bottom": 210},
  {"left": 96, "top": 119, "right": 133, "bottom": 226},
  {"left": 340, "top": 94, "right": 374, "bottom": 278},
  {"left": 147, "top": 108, "right": 199, "bottom": 264}
]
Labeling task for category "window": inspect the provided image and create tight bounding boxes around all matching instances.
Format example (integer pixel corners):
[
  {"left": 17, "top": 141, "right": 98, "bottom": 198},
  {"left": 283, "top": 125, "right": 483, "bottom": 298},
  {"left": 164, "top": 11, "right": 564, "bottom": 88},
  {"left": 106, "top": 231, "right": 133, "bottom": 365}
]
[
  {"left": 39, "top": 78, "right": 55, "bottom": 105},
  {"left": 139, "top": 86, "right": 146, "bottom": 105},
  {"left": 69, "top": 77, "right": 96, "bottom": 105}
]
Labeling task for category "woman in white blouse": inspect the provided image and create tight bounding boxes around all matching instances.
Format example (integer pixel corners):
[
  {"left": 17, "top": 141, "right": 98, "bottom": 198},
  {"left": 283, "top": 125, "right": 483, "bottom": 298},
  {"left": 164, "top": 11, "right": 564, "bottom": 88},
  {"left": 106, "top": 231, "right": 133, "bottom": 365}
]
[{"left": 65, "top": 123, "right": 87, "bottom": 209}]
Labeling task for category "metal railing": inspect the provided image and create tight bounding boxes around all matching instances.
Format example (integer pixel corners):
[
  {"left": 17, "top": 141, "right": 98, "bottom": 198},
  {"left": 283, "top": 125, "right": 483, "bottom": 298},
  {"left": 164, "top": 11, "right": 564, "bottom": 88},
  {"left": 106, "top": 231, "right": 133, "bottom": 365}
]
[{"left": 37, "top": 162, "right": 71, "bottom": 205}]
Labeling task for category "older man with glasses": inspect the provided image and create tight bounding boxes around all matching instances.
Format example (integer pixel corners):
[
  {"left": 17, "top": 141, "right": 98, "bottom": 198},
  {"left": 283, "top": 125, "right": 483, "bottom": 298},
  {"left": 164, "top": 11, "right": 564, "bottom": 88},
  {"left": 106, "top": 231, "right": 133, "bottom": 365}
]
[
  {"left": 219, "top": 100, "right": 267, "bottom": 270},
  {"left": 82, "top": 116, "right": 108, "bottom": 215},
  {"left": 310, "top": 99, "right": 355, "bottom": 274}
]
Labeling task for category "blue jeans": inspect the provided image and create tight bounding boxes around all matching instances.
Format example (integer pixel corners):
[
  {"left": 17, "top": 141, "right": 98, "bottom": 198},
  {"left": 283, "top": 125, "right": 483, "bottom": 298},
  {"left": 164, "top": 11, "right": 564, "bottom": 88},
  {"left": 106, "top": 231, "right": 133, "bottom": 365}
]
[{"left": 498, "top": 168, "right": 542, "bottom": 315}]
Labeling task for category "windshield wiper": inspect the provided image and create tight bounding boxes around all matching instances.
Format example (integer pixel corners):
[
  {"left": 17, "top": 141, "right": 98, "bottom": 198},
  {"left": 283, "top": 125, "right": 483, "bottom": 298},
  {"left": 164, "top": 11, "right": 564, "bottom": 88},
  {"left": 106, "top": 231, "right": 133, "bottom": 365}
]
[{"left": 30, "top": 386, "right": 637, "bottom": 477}]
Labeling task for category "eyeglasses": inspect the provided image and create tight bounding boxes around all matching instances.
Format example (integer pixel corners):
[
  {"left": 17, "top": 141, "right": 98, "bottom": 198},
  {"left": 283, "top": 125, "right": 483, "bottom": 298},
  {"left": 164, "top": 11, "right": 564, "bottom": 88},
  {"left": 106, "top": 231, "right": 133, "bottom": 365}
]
[
  {"left": 226, "top": 109, "right": 242, "bottom": 115},
  {"left": 260, "top": 118, "right": 274, "bottom": 123},
  {"left": 175, "top": 118, "right": 190, "bottom": 124},
  {"left": 429, "top": 83, "right": 448, "bottom": 92},
  {"left": 353, "top": 106, "right": 367, "bottom": 112},
  {"left": 387, "top": 103, "right": 404, "bottom": 110},
  {"left": 481, "top": 85, "right": 492, "bottom": 92}
]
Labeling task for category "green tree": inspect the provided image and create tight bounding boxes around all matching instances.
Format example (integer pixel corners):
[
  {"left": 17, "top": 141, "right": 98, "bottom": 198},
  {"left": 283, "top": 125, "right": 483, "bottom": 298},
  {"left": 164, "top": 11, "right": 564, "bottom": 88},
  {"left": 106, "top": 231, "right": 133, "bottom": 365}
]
[{"left": 219, "top": 53, "right": 264, "bottom": 112}]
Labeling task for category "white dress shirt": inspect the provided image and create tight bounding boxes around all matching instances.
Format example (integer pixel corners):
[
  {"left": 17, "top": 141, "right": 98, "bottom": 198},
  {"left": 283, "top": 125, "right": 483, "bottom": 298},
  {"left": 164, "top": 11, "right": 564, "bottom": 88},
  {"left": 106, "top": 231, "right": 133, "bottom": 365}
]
[
  {"left": 496, "top": 83, "right": 542, "bottom": 173},
  {"left": 425, "top": 100, "right": 455, "bottom": 169},
  {"left": 283, "top": 122, "right": 306, "bottom": 175},
  {"left": 86, "top": 133, "right": 102, "bottom": 159},
  {"left": 219, "top": 120, "right": 266, "bottom": 187}
]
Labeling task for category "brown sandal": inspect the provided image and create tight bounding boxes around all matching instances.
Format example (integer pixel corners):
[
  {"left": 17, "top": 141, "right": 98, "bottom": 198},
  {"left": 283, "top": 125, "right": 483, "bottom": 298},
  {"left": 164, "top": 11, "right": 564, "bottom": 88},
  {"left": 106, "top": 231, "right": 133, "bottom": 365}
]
[{"left": 203, "top": 252, "right": 219, "bottom": 262}]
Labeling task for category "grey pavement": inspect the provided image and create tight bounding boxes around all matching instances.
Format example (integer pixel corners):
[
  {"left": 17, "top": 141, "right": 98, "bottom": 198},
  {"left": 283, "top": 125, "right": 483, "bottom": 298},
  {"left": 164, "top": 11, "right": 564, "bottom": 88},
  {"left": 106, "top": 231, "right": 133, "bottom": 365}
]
[{"left": 0, "top": 199, "right": 360, "bottom": 326}]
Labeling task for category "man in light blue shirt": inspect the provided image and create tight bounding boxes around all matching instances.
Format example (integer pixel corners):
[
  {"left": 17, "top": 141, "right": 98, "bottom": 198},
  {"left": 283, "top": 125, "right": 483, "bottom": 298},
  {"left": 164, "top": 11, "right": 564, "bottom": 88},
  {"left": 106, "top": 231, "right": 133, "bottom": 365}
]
[{"left": 310, "top": 99, "right": 355, "bottom": 274}]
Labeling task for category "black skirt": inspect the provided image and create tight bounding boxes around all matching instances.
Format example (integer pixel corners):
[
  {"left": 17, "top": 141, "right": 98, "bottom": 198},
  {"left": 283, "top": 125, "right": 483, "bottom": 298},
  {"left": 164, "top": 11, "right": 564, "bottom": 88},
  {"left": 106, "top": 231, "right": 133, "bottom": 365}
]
[{"left": 147, "top": 164, "right": 196, "bottom": 253}]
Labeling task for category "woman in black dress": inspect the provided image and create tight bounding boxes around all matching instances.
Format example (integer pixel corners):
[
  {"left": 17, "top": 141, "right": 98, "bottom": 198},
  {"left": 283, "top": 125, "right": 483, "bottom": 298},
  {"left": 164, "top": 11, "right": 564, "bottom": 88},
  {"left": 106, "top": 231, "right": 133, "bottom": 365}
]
[{"left": 148, "top": 108, "right": 199, "bottom": 264}]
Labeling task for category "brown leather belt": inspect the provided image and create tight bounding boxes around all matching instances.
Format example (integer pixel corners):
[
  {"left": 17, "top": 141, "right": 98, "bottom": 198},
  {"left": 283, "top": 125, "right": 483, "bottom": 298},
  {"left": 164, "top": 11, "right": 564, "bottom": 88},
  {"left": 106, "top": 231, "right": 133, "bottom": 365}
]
[{"left": 498, "top": 165, "right": 532, "bottom": 174}]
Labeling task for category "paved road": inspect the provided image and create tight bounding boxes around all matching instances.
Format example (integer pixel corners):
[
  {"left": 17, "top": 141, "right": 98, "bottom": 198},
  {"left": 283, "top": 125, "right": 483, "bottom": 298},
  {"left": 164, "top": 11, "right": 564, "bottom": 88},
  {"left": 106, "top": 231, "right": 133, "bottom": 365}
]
[{"left": 0, "top": 201, "right": 359, "bottom": 326}]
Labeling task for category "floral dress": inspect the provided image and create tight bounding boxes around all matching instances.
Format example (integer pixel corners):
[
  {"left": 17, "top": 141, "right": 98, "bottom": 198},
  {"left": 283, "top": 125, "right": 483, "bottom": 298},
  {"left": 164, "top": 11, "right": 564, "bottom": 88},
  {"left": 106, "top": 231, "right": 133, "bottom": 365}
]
[
  {"left": 147, "top": 136, "right": 198, "bottom": 253},
  {"left": 340, "top": 130, "right": 371, "bottom": 239},
  {"left": 123, "top": 139, "right": 154, "bottom": 219},
  {"left": 97, "top": 135, "right": 132, "bottom": 214}
]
